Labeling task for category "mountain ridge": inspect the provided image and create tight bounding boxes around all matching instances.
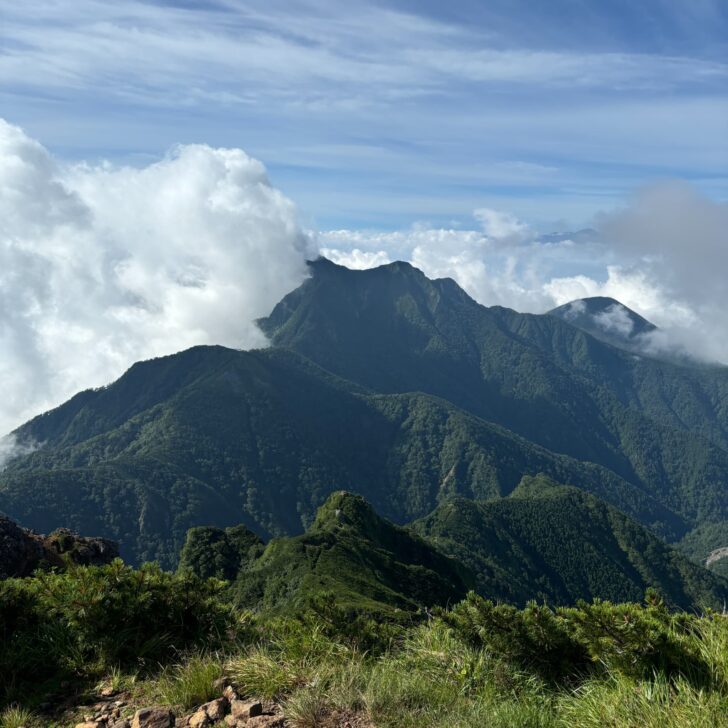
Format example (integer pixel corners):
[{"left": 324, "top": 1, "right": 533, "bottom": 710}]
[{"left": 3, "top": 258, "right": 728, "bottom": 572}]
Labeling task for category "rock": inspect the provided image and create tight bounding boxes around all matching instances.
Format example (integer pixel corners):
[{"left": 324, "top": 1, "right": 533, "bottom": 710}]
[
  {"left": 246, "top": 717, "right": 285, "bottom": 728},
  {"left": 202, "top": 697, "right": 228, "bottom": 721},
  {"left": 131, "top": 707, "right": 174, "bottom": 728},
  {"left": 186, "top": 710, "right": 209, "bottom": 728},
  {"left": 100, "top": 686, "right": 116, "bottom": 697},
  {"left": 0, "top": 514, "right": 119, "bottom": 579},
  {"left": 222, "top": 685, "right": 238, "bottom": 702},
  {"left": 75, "top": 722, "right": 101, "bottom": 728},
  {"left": 110, "top": 722, "right": 131, "bottom": 728},
  {"left": 44, "top": 527, "right": 119, "bottom": 566},
  {"left": 230, "top": 700, "right": 262, "bottom": 720},
  {"left": 0, "top": 515, "right": 44, "bottom": 578}
]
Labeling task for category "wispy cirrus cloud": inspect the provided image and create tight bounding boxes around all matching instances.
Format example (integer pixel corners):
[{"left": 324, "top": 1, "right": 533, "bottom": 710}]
[{"left": 3, "top": 1, "right": 727, "bottom": 229}]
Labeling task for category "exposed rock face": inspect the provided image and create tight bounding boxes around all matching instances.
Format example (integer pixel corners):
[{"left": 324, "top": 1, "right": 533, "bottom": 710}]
[{"left": 0, "top": 514, "right": 119, "bottom": 578}]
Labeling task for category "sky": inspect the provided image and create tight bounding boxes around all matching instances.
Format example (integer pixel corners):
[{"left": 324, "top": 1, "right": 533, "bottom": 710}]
[{"left": 1, "top": 0, "right": 728, "bottom": 438}]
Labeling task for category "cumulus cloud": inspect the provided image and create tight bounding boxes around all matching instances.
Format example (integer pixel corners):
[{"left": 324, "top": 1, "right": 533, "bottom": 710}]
[
  {"left": 3, "top": 117, "right": 726, "bottom": 440},
  {"left": 0, "top": 119, "right": 313, "bottom": 435},
  {"left": 319, "top": 212, "right": 591, "bottom": 312},
  {"left": 319, "top": 246, "right": 391, "bottom": 270}
]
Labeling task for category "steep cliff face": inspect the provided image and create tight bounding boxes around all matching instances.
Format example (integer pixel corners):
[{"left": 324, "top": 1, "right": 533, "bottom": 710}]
[{"left": 0, "top": 515, "right": 118, "bottom": 578}]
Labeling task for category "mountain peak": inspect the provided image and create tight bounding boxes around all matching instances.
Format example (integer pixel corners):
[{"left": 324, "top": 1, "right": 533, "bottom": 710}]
[
  {"left": 308, "top": 256, "right": 422, "bottom": 277},
  {"left": 548, "top": 296, "right": 656, "bottom": 346},
  {"left": 312, "top": 490, "right": 377, "bottom": 531}
]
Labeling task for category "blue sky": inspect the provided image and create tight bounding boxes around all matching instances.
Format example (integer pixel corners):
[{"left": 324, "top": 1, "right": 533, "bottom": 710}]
[{"left": 2, "top": 0, "right": 727, "bottom": 230}]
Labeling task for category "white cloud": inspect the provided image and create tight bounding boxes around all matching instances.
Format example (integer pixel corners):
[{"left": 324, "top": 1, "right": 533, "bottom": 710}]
[
  {"left": 0, "top": 434, "right": 39, "bottom": 471},
  {"left": 473, "top": 208, "right": 531, "bottom": 243},
  {"left": 594, "top": 304, "right": 635, "bottom": 337},
  {"left": 0, "top": 119, "right": 312, "bottom": 435},
  {"left": 319, "top": 247, "right": 391, "bottom": 270},
  {"left": 3, "top": 117, "right": 727, "bottom": 440}
]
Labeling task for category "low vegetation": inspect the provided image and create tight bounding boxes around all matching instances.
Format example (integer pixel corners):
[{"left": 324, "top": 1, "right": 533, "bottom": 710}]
[{"left": 2, "top": 561, "right": 728, "bottom": 727}]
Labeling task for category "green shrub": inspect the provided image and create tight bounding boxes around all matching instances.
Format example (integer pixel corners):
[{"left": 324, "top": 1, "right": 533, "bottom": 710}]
[
  {"left": 441, "top": 591, "right": 709, "bottom": 684},
  {"left": 0, "top": 705, "right": 40, "bottom": 728},
  {"left": 0, "top": 559, "right": 234, "bottom": 704},
  {"left": 439, "top": 593, "right": 590, "bottom": 682}
]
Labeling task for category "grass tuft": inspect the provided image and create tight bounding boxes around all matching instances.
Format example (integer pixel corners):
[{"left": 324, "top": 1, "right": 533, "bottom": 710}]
[
  {"left": 0, "top": 705, "right": 38, "bottom": 728},
  {"left": 156, "top": 654, "right": 223, "bottom": 710}
]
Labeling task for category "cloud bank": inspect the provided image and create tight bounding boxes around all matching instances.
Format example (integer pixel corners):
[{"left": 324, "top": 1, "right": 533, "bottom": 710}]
[{"left": 0, "top": 119, "right": 312, "bottom": 435}]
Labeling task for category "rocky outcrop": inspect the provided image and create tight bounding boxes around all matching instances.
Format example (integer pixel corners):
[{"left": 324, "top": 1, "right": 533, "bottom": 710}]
[{"left": 0, "top": 514, "right": 118, "bottom": 578}]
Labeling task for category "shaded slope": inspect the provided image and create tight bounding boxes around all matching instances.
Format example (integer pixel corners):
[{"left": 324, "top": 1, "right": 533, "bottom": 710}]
[
  {"left": 260, "top": 259, "right": 728, "bottom": 527},
  {"left": 414, "top": 475, "right": 728, "bottom": 611}
]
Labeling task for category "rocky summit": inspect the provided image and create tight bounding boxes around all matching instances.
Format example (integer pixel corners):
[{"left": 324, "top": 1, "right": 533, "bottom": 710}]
[{"left": 0, "top": 514, "right": 118, "bottom": 578}]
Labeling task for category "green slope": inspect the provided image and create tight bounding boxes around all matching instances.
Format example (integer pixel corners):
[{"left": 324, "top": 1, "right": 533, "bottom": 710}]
[
  {"left": 2, "top": 346, "right": 674, "bottom": 567},
  {"left": 260, "top": 258, "right": 728, "bottom": 529},
  {"left": 230, "top": 491, "right": 472, "bottom": 613},
  {"left": 179, "top": 523, "right": 264, "bottom": 581},
  {"left": 414, "top": 475, "right": 728, "bottom": 611},
  {"left": 179, "top": 487, "right": 726, "bottom": 614}
]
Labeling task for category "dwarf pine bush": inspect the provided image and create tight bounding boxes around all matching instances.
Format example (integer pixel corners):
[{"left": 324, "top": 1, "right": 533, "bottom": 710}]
[{"left": 0, "top": 560, "right": 234, "bottom": 704}]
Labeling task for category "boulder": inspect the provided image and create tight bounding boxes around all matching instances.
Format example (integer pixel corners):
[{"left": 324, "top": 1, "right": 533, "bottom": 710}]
[
  {"left": 201, "top": 697, "right": 228, "bottom": 721},
  {"left": 131, "top": 707, "right": 174, "bottom": 728},
  {"left": 230, "top": 700, "right": 262, "bottom": 720},
  {"left": 186, "top": 710, "right": 209, "bottom": 728}
]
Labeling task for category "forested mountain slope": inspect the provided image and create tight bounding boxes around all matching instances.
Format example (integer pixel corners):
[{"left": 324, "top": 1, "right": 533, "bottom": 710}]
[
  {"left": 178, "top": 487, "right": 727, "bottom": 613},
  {"left": 261, "top": 259, "right": 728, "bottom": 534},
  {"left": 229, "top": 490, "right": 472, "bottom": 613},
  {"left": 414, "top": 475, "right": 728, "bottom": 610},
  {"left": 2, "top": 258, "right": 728, "bottom": 568},
  {"left": 1, "top": 346, "right": 672, "bottom": 566}
]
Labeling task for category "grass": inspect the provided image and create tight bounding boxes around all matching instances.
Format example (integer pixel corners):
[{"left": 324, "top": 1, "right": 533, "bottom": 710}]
[
  {"left": 218, "top": 614, "right": 728, "bottom": 728},
  {"left": 557, "top": 673, "right": 728, "bottom": 728},
  {"left": 5, "top": 606, "right": 728, "bottom": 728},
  {"left": 0, "top": 706, "right": 39, "bottom": 728},
  {"left": 155, "top": 655, "right": 224, "bottom": 710}
]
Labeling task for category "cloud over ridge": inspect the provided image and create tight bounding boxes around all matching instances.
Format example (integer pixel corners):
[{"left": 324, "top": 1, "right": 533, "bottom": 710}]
[{"left": 0, "top": 119, "right": 312, "bottom": 435}]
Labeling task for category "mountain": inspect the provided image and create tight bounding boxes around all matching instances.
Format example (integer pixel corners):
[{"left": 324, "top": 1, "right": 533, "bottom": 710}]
[
  {"left": 0, "top": 347, "right": 681, "bottom": 568},
  {"left": 229, "top": 491, "right": 471, "bottom": 613},
  {"left": 3, "top": 258, "right": 728, "bottom": 569},
  {"left": 548, "top": 297, "right": 657, "bottom": 350},
  {"left": 414, "top": 475, "right": 728, "bottom": 611},
  {"left": 179, "top": 487, "right": 726, "bottom": 614},
  {"left": 261, "top": 259, "right": 728, "bottom": 532}
]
